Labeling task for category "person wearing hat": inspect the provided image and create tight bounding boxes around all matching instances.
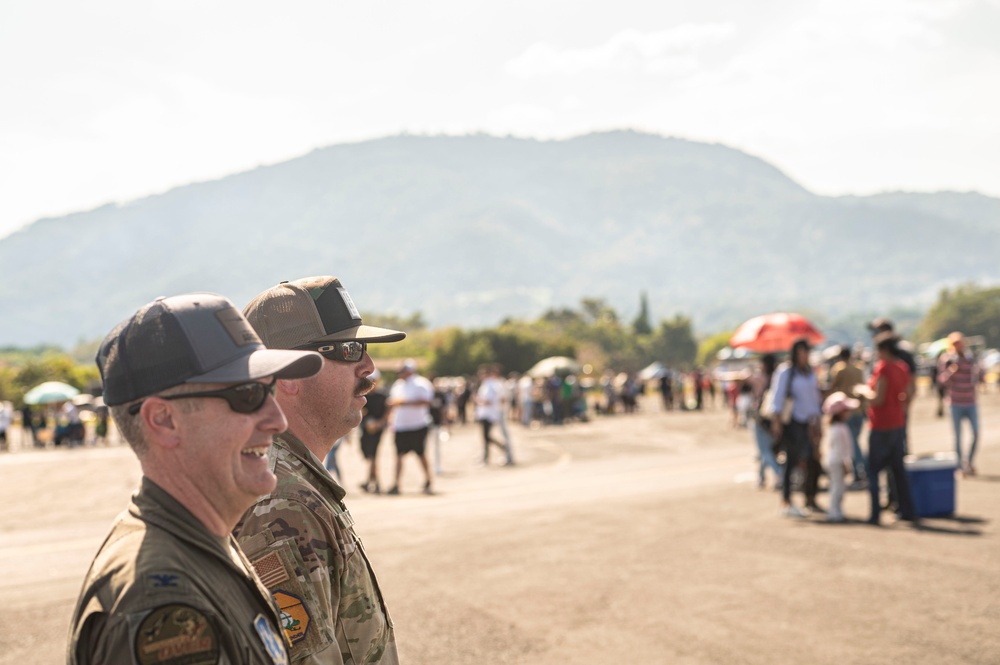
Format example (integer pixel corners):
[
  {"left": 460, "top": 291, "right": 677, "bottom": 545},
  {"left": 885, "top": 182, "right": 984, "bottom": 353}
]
[
  {"left": 937, "top": 332, "right": 983, "bottom": 476},
  {"left": 827, "top": 345, "right": 869, "bottom": 488},
  {"left": 386, "top": 357, "right": 436, "bottom": 495},
  {"left": 865, "top": 332, "right": 917, "bottom": 526},
  {"left": 867, "top": 318, "right": 917, "bottom": 512},
  {"left": 68, "top": 293, "right": 324, "bottom": 665},
  {"left": 236, "top": 276, "right": 404, "bottom": 664},
  {"left": 822, "top": 391, "right": 861, "bottom": 522}
]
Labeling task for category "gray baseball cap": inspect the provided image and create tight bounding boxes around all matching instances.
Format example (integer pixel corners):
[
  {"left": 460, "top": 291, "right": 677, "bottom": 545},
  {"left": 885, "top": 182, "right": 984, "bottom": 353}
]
[{"left": 97, "top": 293, "right": 323, "bottom": 406}]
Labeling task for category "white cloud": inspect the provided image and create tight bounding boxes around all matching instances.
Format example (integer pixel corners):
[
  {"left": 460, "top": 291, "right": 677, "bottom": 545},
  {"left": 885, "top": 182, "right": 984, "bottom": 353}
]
[{"left": 504, "top": 24, "right": 736, "bottom": 79}]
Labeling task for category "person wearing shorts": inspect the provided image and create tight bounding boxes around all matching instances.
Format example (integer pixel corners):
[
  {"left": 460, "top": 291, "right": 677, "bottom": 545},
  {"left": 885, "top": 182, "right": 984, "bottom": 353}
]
[{"left": 387, "top": 359, "right": 434, "bottom": 495}]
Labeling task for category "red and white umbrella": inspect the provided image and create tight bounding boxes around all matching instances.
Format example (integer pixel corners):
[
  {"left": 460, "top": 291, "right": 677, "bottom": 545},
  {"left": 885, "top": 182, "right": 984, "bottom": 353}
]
[{"left": 729, "top": 312, "right": 824, "bottom": 354}]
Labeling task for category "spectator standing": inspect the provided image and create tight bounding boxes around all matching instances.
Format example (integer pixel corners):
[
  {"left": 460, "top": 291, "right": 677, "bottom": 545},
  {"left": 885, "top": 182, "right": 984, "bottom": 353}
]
[
  {"left": 823, "top": 391, "right": 860, "bottom": 523},
  {"left": 750, "top": 355, "right": 784, "bottom": 490},
  {"left": 429, "top": 377, "right": 449, "bottom": 475},
  {"left": 770, "top": 338, "right": 823, "bottom": 517},
  {"left": 61, "top": 400, "right": 84, "bottom": 448},
  {"left": 0, "top": 402, "right": 11, "bottom": 451},
  {"left": 387, "top": 358, "right": 435, "bottom": 495},
  {"left": 475, "top": 363, "right": 514, "bottom": 466},
  {"left": 866, "top": 332, "right": 917, "bottom": 525},
  {"left": 938, "top": 332, "right": 983, "bottom": 476},
  {"left": 517, "top": 374, "right": 535, "bottom": 426},
  {"left": 828, "top": 345, "right": 869, "bottom": 487},
  {"left": 20, "top": 404, "right": 36, "bottom": 448},
  {"left": 237, "top": 275, "right": 405, "bottom": 662},
  {"left": 659, "top": 370, "right": 674, "bottom": 411},
  {"left": 359, "top": 369, "right": 389, "bottom": 493},
  {"left": 68, "top": 293, "right": 323, "bottom": 664},
  {"left": 868, "top": 318, "right": 917, "bottom": 512}
]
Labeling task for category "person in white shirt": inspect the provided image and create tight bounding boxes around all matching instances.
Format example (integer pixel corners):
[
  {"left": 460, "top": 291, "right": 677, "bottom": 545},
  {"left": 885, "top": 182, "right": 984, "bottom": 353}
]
[
  {"left": 387, "top": 358, "right": 435, "bottom": 494},
  {"left": 475, "top": 364, "right": 514, "bottom": 466},
  {"left": 822, "top": 391, "right": 860, "bottom": 523}
]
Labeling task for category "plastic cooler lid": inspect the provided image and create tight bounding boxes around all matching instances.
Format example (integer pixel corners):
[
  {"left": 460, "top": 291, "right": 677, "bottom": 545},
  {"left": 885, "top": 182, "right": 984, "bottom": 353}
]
[{"left": 904, "top": 452, "right": 959, "bottom": 471}]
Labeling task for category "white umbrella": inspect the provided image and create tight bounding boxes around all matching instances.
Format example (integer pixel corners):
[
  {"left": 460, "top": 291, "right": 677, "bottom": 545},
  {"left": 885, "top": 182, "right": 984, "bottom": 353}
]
[
  {"left": 24, "top": 381, "right": 80, "bottom": 405},
  {"left": 526, "top": 356, "right": 582, "bottom": 378},
  {"left": 638, "top": 361, "right": 666, "bottom": 380}
]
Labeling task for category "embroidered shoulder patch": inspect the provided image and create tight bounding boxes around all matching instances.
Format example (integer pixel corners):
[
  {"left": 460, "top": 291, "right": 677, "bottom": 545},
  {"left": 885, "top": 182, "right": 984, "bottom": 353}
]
[
  {"left": 251, "top": 551, "right": 289, "bottom": 589},
  {"left": 134, "top": 604, "right": 219, "bottom": 665},
  {"left": 253, "top": 613, "right": 289, "bottom": 665},
  {"left": 273, "top": 590, "right": 311, "bottom": 645}
]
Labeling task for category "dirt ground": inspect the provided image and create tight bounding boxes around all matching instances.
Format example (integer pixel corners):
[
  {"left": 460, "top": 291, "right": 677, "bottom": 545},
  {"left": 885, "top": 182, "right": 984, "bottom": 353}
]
[{"left": 2, "top": 390, "right": 998, "bottom": 664}]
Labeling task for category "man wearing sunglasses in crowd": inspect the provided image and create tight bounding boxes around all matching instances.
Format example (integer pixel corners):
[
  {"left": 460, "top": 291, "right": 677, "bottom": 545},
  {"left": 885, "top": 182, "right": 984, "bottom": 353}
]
[
  {"left": 235, "top": 276, "right": 405, "bottom": 665},
  {"left": 69, "top": 293, "right": 324, "bottom": 665}
]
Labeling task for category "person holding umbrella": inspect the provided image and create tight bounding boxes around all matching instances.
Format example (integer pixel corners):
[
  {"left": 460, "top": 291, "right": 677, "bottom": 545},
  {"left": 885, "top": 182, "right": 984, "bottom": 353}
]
[{"left": 769, "top": 337, "right": 824, "bottom": 517}]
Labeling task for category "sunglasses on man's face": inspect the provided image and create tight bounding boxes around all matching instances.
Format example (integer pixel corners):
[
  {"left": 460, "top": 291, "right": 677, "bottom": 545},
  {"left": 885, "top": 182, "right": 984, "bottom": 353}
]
[
  {"left": 127, "top": 378, "right": 277, "bottom": 415},
  {"left": 297, "top": 341, "right": 367, "bottom": 363}
]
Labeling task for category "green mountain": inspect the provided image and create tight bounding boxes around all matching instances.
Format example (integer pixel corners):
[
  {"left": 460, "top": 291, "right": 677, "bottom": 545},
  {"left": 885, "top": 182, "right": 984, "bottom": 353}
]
[{"left": 2, "top": 131, "right": 998, "bottom": 347}]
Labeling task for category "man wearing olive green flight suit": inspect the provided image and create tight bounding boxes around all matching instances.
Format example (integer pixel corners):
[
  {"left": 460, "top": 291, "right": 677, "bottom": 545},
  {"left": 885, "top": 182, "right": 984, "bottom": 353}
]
[{"left": 68, "top": 293, "right": 323, "bottom": 665}]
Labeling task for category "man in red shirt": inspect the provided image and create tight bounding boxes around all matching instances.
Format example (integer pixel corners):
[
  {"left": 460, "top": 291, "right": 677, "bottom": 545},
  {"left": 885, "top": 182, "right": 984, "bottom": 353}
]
[{"left": 866, "top": 332, "right": 917, "bottom": 525}]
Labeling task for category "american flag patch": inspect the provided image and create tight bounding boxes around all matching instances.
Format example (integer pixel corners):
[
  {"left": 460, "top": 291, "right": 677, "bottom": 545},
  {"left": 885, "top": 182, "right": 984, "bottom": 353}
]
[{"left": 251, "top": 551, "right": 289, "bottom": 588}]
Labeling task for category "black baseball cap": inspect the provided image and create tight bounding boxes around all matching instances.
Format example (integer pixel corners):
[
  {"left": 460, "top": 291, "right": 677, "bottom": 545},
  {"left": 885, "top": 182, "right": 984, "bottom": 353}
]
[{"left": 97, "top": 293, "right": 323, "bottom": 406}]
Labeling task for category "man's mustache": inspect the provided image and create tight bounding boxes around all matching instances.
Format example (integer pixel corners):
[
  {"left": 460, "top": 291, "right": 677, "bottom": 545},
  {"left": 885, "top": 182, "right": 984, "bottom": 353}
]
[{"left": 355, "top": 377, "right": 376, "bottom": 397}]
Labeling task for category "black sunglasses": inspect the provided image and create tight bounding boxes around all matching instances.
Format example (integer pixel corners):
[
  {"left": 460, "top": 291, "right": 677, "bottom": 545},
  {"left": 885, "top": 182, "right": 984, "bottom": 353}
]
[
  {"left": 127, "top": 378, "right": 277, "bottom": 415},
  {"left": 296, "top": 341, "right": 367, "bottom": 363}
]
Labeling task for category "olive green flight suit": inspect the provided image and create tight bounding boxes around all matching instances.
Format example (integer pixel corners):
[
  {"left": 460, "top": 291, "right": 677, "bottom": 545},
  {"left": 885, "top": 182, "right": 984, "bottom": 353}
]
[{"left": 68, "top": 478, "right": 290, "bottom": 665}]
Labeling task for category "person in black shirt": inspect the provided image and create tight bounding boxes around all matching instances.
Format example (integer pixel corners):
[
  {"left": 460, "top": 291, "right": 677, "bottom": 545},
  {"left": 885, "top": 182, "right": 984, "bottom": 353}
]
[{"left": 359, "top": 369, "right": 389, "bottom": 494}]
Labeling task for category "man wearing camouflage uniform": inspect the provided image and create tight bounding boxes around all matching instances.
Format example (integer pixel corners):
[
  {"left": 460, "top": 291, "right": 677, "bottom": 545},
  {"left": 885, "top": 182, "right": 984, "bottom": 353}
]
[
  {"left": 68, "top": 293, "right": 324, "bottom": 665},
  {"left": 236, "top": 277, "right": 404, "bottom": 664}
]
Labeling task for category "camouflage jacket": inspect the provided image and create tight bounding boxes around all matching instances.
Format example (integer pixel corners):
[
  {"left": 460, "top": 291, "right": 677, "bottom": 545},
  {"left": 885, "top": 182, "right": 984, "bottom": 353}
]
[
  {"left": 234, "top": 433, "right": 399, "bottom": 665},
  {"left": 69, "top": 477, "right": 289, "bottom": 665}
]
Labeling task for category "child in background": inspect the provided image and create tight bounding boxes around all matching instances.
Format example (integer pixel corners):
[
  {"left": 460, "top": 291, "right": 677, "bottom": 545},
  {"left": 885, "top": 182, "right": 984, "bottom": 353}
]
[{"left": 823, "top": 391, "right": 860, "bottom": 523}]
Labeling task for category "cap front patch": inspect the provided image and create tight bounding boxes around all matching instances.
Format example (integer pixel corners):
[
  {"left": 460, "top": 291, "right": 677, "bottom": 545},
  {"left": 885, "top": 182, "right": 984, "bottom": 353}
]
[
  {"left": 215, "top": 307, "right": 262, "bottom": 347},
  {"left": 134, "top": 604, "right": 219, "bottom": 664},
  {"left": 337, "top": 288, "right": 361, "bottom": 320}
]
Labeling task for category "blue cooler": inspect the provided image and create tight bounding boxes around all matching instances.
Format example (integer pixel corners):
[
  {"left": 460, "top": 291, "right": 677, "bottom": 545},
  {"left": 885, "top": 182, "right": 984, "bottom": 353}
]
[{"left": 904, "top": 452, "right": 958, "bottom": 517}]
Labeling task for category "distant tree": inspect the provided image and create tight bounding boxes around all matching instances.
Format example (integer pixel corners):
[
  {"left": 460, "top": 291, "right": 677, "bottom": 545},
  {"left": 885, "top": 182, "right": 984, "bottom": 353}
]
[
  {"left": 648, "top": 315, "right": 698, "bottom": 369},
  {"left": 632, "top": 291, "right": 652, "bottom": 335},
  {"left": 429, "top": 328, "right": 488, "bottom": 377},
  {"left": 580, "top": 298, "right": 618, "bottom": 324},
  {"left": 0, "top": 366, "right": 17, "bottom": 402},
  {"left": 696, "top": 331, "right": 735, "bottom": 367},
  {"left": 362, "top": 311, "right": 426, "bottom": 331},
  {"left": 916, "top": 284, "right": 1000, "bottom": 349},
  {"left": 2, "top": 353, "right": 101, "bottom": 405},
  {"left": 541, "top": 307, "right": 585, "bottom": 328}
]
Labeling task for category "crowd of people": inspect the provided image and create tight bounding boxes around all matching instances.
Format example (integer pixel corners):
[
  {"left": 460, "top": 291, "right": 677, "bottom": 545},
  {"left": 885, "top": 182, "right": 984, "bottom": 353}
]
[
  {"left": 0, "top": 267, "right": 986, "bottom": 663},
  {"left": 741, "top": 317, "right": 987, "bottom": 525}
]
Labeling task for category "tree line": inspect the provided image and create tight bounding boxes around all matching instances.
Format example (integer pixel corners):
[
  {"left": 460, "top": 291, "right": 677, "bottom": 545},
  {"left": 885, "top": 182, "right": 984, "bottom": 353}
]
[{"left": 3, "top": 284, "right": 998, "bottom": 406}]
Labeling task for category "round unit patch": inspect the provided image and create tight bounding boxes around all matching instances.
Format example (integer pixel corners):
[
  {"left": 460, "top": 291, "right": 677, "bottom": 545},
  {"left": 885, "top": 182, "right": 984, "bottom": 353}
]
[
  {"left": 134, "top": 604, "right": 220, "bottom": 665},
  {"left": 273, "top": 590, "right": 311, "bottom": 644}
]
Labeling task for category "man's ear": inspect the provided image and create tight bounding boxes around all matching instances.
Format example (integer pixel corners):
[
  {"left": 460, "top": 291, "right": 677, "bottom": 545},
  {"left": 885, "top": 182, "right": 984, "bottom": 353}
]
[
  {"left": 141, "top": 399, "right": 181, "bottom": 449},
  {"left": 277, "top": 378, "right": 299, "bottom": 396}
]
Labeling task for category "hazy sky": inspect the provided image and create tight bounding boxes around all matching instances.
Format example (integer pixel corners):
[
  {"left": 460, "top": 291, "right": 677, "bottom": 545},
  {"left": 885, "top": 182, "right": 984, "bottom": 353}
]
[{"left": 2, "top": 0, "right": 998, "bottom": 238}]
